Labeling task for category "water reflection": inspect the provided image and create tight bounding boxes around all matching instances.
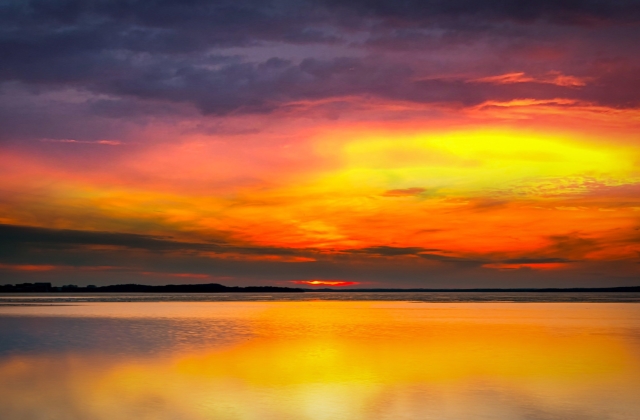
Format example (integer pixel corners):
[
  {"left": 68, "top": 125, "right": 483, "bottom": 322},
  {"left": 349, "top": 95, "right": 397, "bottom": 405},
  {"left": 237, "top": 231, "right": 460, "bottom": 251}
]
[{"left": 0, "top": 302, "right": 639, "bottom": 419}]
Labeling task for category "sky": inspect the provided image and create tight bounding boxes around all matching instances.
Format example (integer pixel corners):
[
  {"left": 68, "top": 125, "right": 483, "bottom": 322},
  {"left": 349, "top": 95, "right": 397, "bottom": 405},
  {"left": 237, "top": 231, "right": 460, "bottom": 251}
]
[{"left": 1, "top": 0, "right": 640, "bottom": 288}]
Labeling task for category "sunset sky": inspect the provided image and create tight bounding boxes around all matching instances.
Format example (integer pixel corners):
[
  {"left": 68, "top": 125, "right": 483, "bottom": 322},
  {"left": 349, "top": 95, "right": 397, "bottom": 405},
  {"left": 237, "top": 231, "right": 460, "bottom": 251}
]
[{"left": 1, "top": 0, "right": 640, "bottom": 287}]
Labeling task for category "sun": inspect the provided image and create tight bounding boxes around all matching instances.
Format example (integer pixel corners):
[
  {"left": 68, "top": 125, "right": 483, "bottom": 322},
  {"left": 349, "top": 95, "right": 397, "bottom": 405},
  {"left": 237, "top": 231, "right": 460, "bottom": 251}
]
[{"left": 292, "top": 280, "right": 359, "bottom": 287}]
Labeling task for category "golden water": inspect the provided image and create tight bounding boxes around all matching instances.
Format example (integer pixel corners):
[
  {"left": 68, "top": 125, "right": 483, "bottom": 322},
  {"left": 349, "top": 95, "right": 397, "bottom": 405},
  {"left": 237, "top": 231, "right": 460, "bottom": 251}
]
[{"left": 1, "top": 301, "right": 639, "bottom": 419}]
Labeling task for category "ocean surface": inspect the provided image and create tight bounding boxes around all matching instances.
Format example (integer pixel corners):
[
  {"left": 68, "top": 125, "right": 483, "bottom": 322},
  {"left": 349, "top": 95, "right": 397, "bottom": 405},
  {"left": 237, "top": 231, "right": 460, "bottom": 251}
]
[
  {"left": 2, "top": 291, "right": 640, "bottom": 303},
  {"left": 1, "top": 293, "right": 639, "bottom": 419}
]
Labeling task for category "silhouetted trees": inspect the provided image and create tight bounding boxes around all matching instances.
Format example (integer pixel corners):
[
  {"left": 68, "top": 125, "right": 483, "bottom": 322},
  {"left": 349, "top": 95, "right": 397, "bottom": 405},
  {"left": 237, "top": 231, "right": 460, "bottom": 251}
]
[
  {"left": 1, "top": 283, "right": 639, "bottom": 293},
  {"left": 0, "top": 283, "right": 305, "bottom": 293}
]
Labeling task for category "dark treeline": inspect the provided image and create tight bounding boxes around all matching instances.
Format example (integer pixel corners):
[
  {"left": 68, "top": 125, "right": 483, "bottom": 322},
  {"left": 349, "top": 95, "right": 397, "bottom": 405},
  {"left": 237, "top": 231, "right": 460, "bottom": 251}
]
[
  {"left": 1, "top": 283, "right": 639, "bottom": 294},
  {"left": 0, "top": 283, "right": 305, "bottom": 293}
]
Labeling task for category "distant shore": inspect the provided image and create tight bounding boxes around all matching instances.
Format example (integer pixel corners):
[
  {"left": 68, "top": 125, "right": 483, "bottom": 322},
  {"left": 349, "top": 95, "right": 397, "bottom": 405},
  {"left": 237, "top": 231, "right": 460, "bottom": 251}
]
[{"left": 1, "top": 282, "right": 639, "bottom": 294}]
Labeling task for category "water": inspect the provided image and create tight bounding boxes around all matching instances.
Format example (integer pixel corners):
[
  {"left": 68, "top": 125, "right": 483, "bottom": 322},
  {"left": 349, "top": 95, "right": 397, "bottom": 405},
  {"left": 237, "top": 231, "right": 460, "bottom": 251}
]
[
  {"left": 0, "top": 294, "right": 639, "bottom": 419},
  {"left": 2, "top": 291, "right": 640, "bottom": 303}
]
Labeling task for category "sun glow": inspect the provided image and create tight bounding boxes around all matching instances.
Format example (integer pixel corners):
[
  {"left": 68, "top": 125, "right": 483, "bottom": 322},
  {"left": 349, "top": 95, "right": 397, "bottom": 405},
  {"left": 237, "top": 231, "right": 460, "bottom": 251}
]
[
  {"left": 292, "top": 280, "right": 360, "bottom": 287},
  {"left": 2, "top": 121, "right": 640, "bottom": 284}
]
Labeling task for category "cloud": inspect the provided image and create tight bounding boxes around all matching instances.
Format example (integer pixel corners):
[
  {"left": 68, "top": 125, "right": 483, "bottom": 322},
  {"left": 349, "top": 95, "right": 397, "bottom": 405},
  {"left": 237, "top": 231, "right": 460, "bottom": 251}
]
[
  {"left": 482, "top": 262, "right": 569, "bottom": 271},
  {"left": 381, "top": 187, "right": 426, "bottom": 197},
  {"left": 0, "top": 0, "right": 330, "bottom": 54},
  {"left": 326, "top": 0, "right": 640, "bottom": 24},
  {"left": 417, "top": 253, "right": 485, "bottom": 266},
  {"left": 470, "top": 72, "right": 588, "bottom": 87},
  {"left": 0, "top": 0, "right": 638, "bottom": 122},
  {"left": 0, "top": 223, "right": 306, "bottom": 258},
  {"left": 545, "top": 233, "right": 600, "bottom": 259},
  {"left": 348, "top": 246, "right": 437, "bottom": 256},
  {"left": 87, "top": 56, "right": 637, "bottom": 115},
  {"left": 40, "top": 139, "right": 123, "bottom": 145},
  {"left": 502, "top": 257, "right": 573, "bottom": 264},
  {"left": 0, "top": 263, "right": 57, "bottom": 271},
  {"left": 0, "top": 223, "right": 211, "bottom": 252},
  {"left": 141, "top": 271, "right": 213, "bottom": 279}
]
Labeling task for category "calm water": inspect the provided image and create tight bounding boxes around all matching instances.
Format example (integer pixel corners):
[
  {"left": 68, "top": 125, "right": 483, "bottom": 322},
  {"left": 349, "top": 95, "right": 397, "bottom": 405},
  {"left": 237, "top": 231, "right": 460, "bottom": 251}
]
[
  {"left": 2, "top": 291, "right": 640, "bottom": 303},
  {"left": 0, "top": 295, "right": 639, "bottom": 419}
]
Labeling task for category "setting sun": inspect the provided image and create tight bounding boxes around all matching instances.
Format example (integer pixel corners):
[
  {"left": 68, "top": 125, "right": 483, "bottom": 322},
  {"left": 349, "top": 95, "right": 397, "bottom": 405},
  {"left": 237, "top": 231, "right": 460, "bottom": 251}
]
[{"left": 292, "top": 281, "right": 360, "bottom": 287}]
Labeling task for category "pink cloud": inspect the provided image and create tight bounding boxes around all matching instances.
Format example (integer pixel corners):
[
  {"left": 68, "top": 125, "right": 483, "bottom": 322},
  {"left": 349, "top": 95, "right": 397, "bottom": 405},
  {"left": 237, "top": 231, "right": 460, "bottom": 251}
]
[
  {"left": 470, "top": 71, "right": 588, "bottom": 87},
  {"left": 41, "top": 139, "right": 123, "bottom": 146}
]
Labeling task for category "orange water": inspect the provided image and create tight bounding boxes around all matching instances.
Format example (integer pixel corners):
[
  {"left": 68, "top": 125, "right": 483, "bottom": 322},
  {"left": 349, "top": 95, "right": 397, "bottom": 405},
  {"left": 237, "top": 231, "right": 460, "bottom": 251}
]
[{"left": 1, "top": 302, "right": 639, "bottom": 419}]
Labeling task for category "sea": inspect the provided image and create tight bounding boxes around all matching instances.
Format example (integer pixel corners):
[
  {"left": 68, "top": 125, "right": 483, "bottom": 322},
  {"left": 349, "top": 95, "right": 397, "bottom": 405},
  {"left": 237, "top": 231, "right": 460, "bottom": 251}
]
[{"left": 1, "top": 292, "right": 639, "bottom": 419}]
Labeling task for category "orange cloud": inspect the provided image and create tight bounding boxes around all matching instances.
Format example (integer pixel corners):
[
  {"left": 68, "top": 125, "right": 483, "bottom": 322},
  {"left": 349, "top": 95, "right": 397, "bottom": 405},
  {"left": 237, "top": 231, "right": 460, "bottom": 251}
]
[
  {"left": 483, "top": 263, "right": 569, "bottom": 271},
  {"left": 381, "top": 187, "right": 426, "bottom": 197},
  {"left": 201, "top": 253, "right": 316, "bottom": 262},
  {"left": 471, "top": 72, "right": 588, "bottom": 87},
  {"left": 0, "top": 264, "right": 57, "bottom": 271}
]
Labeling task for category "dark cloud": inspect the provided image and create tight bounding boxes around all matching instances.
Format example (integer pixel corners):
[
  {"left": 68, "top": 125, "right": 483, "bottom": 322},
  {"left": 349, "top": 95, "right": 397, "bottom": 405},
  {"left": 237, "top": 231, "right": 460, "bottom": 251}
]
[
  {"left": 0, "top": 0, "right": 638, "bottom": 126},
  {"left": 0, "top": 225, "right": 459, "bottom": 262},
  {"left": 349, "top": 246, "right": 438, "bottom": 256},
  {"left": 3, "top": 224, "right": 586, "bottom": 271},
  {"left": 418, "top": 252, "right": 485, "bottom": 266},
  {"left": 545, "top": 233, "right": 600, "bottom": 258},
  {"left": 9, "top": 53, "right": 636, "bottom": 117},
  {"left": 0, "top": 223, "right": 215, "bottom": 253},
  {"left": 0, "top": 0, "right": 328, "bottom": 53},
  {"left": 325, "top": 0, "right": 640, "bottom": 25},
  {"left": 0, "top": 223, "right": 304, "bottom": 257},
  {"left": 4, "top": 0, "right": 637, "bottom": 35}
]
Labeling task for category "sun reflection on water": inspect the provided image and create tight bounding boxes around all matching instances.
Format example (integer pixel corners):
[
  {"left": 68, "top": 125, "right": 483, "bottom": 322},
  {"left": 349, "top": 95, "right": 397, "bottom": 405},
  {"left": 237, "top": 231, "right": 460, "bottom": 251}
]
[{"left": 0, "top": 302, "right": 639, "bottom": 419}]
